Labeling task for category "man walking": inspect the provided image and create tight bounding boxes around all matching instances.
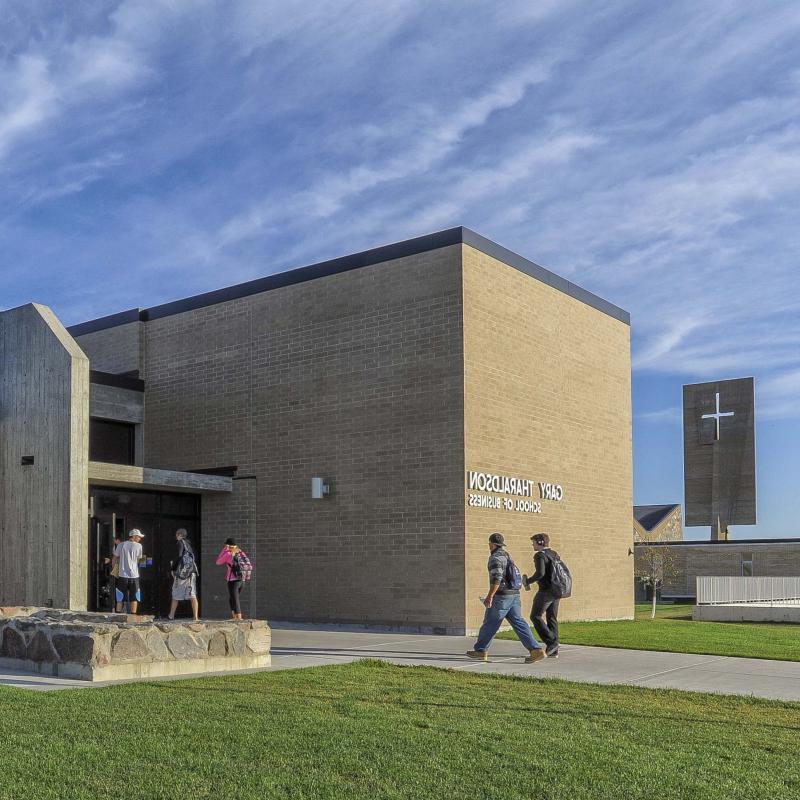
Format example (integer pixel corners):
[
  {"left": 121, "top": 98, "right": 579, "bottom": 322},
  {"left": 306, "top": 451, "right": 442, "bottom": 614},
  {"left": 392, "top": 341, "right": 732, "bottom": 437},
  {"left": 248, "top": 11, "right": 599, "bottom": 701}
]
[
  {"left": 168, "top": 529, "right": 199, "bottom": 621},
  {"left": 524, "top": 533, "right": 560, "bottom": 658},
  {"left": 467, "top": 533, "right": 544, "bottom": 663},
  {"left": 114, "top": 529, "right": 144, "bottom": 614}
]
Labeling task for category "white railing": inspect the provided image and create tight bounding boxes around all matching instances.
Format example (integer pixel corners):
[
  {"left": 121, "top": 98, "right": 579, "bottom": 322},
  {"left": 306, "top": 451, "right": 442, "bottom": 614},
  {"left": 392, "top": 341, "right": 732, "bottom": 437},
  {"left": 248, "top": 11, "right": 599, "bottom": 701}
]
[{"left": 696, "top": 576, "right": 800, "bottom": 606}]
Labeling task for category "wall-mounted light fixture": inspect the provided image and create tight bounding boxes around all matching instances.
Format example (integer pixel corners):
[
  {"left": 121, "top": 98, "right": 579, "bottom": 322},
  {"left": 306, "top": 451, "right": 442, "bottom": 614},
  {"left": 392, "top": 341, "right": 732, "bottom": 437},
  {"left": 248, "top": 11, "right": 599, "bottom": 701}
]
[{"left": 311, "top": 477, "right": 330, "bottom": 499}]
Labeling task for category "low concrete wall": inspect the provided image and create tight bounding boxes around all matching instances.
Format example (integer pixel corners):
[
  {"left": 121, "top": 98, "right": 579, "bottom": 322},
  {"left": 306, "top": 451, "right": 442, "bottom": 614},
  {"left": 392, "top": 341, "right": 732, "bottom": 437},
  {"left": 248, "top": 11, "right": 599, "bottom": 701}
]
[
  {"left": 693, "top": 604, "right": 800, "bottom": 623},
  {"left": 0, "top": 607, "right": 270, "bottom": 681}
]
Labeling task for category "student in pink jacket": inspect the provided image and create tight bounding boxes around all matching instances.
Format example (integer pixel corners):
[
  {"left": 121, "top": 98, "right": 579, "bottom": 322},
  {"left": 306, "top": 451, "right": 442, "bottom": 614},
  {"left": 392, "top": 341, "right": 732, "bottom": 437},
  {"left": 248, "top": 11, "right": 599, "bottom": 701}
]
[{"left": 216, "top": 537, "right": 248, "bottom": 619}]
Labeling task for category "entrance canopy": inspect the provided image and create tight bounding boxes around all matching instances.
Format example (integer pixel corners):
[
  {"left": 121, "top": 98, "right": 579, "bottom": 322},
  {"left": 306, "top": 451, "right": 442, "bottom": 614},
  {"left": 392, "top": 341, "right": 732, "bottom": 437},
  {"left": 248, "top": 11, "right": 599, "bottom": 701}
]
[{"left": 88, "top": 462, "right": 233, "bottom": 494}]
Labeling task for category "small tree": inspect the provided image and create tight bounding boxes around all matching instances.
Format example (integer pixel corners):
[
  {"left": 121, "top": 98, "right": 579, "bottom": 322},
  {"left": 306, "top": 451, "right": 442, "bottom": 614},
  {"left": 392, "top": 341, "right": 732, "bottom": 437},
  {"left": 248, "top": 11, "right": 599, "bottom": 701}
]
[{"left": 633, "top": 530, "right": 681, "bottom": 619}]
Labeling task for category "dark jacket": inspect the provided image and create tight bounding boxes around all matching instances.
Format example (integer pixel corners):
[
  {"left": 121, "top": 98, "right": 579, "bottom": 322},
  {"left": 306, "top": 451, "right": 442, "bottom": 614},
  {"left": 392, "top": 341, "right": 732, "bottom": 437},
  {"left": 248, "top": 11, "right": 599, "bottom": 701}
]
[{"left": 530, "top": 549, "right": 557, "bottom": 592}]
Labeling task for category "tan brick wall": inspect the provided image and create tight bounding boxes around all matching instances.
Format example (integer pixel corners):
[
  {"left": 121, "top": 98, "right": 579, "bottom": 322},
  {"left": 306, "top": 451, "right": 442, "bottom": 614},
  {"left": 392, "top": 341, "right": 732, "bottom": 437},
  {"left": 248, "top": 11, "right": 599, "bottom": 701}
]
[
  {"left": 462, "top": 245, "right": 633, "bottom": 628},
  {"left": 66, "top": 240, "right": 633, "bottom": 630},
  {"left": 142, "top": 246, "right": 467, "bottom": 630},
  {"left": 75, "top": 321, "right": 144, "bottom": 375},
  {"left": 648, "top": 543, "right": 800, "bottom": 596}
]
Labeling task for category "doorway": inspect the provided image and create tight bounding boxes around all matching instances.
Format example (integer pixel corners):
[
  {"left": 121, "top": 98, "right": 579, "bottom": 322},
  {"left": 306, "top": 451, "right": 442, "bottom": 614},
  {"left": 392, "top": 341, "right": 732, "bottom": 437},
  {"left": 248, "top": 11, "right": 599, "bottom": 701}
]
[{"left": 88, "top": 486, "right": 201, "bottom": 616}]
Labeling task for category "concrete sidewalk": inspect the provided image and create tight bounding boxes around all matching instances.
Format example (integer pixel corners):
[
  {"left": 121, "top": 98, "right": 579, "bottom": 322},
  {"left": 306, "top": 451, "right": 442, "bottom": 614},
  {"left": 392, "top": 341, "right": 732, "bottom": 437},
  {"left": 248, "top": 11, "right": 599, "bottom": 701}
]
[{"left": 3, "top": 627, "right": 800, "bottom": 701}]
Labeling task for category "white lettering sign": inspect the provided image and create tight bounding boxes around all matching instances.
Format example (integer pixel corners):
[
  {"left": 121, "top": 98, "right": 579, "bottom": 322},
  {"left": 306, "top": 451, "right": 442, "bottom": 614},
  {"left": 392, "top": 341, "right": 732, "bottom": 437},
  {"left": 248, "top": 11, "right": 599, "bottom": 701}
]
[{"left": 466, "top": 471, "right": 563, "bottom": 514}]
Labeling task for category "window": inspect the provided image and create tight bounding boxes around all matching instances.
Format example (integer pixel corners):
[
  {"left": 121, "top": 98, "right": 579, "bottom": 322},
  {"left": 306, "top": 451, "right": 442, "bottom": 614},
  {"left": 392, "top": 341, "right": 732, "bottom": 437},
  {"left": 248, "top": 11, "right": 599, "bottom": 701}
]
[
  {"left": 741, "top": 552, "right": 754, "bottom": 577},
  {"left": 90, "top": 419, "right": 135, "bottom": 465}
]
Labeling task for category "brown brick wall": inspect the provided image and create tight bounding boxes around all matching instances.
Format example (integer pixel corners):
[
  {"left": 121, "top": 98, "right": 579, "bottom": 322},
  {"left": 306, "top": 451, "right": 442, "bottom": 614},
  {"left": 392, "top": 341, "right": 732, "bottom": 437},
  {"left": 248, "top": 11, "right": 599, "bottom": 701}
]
[
  {"left": 75, "top": 321, "right": 143, "bottom": 375},
  {"left": 143, "top": 246, "right": 466, "bottom": 630},
  {"left": 461, "top": 245, "right": 633, "bottom": 627}
]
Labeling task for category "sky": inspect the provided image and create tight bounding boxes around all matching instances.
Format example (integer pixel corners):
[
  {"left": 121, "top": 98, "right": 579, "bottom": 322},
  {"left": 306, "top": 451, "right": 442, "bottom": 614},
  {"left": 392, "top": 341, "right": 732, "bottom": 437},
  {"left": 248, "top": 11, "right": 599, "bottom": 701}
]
[{"left": 1, "top": 1, "right": 799, "bottom": 539}]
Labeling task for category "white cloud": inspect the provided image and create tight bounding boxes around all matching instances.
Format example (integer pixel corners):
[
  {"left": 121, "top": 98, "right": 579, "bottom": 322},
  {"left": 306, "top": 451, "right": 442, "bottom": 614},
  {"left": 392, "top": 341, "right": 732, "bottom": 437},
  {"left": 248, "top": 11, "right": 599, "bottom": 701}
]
[
  {"left": 216, "top": 59, "right": 555, "bottom": 246},
  {"left": 0, "top": 55, "right": 56, "bottom": 158}
]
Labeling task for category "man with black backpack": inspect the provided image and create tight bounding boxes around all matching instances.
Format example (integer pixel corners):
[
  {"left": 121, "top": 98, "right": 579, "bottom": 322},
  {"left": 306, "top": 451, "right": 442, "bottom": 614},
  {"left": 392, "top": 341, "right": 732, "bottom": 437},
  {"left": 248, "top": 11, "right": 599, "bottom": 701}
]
[
  {"left": 523, "top": 532, "right": 572, "bottom": 658},
  {"left": 466, "top": 533, "right": 545, "bottom": 664},
  {"left": 168, "top": 529, "right": 199, "bottom": 621}
]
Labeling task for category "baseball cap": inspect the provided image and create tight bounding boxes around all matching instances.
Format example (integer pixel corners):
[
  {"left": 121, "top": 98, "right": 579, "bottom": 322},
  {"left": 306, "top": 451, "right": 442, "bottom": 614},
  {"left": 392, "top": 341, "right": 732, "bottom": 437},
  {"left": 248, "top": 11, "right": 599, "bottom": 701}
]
[
  {"left": 128, "top": 529, "right": 145, "bottom": 538},
  {"left": 531, "top": 533, "right": 548, "bottom": 546},
  {"left": 488, "top": 532, "right": 505, "bottom": 546}
]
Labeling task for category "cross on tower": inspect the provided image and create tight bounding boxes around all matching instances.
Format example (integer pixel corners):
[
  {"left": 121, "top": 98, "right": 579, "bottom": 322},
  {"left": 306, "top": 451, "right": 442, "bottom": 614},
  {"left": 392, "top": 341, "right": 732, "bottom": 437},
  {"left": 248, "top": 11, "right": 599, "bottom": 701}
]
[{"left": 701, "top": 391, "right": 735, "bottom": 441}]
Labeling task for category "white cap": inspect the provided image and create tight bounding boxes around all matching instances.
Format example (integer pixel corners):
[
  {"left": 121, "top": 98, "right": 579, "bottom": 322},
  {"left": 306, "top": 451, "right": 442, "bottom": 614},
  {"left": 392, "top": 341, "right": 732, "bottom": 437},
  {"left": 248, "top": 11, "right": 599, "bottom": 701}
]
[{"left": 128, "top": 529, "right": 144, "bottom": 538}]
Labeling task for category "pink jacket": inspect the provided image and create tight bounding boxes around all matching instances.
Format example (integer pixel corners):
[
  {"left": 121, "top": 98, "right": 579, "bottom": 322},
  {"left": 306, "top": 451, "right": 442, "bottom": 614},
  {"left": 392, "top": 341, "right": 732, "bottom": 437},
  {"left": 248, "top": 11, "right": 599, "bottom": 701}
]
[{"left": 216, "top": 547, "right": 238, "bottom": 581}]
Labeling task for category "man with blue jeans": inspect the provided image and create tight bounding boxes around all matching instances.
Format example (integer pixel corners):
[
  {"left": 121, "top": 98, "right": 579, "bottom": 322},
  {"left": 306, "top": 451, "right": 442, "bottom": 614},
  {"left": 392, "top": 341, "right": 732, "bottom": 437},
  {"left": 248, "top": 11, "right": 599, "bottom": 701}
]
[{"left": 466, "top": 532, "right": 545, "bottom": 664}]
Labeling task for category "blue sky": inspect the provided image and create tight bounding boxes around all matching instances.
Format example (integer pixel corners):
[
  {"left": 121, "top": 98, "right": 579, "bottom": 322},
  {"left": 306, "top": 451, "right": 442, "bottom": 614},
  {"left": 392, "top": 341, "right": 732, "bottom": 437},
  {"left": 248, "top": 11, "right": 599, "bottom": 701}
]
[{"left": 1, "top": 1, "right": 799, "bottom": 538}]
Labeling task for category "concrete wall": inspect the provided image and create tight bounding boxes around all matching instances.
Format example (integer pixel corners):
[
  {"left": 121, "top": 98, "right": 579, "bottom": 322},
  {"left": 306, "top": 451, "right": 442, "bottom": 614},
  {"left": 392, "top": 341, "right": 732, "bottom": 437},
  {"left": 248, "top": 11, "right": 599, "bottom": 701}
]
[
  {"left": 643, "top": 542, "right": 800, "bottom": 597},
  {"left": 134, "top": 246, "right": 466, "bottom": 629},
  {"left": 461, "top": 245, "right": 634, "bottom": 627},
  {"left": 0, "top": 304, "right": 89, "bottom": 609},
  {"left": 683, "top": 378, "right": 756, "bottom": 531}
]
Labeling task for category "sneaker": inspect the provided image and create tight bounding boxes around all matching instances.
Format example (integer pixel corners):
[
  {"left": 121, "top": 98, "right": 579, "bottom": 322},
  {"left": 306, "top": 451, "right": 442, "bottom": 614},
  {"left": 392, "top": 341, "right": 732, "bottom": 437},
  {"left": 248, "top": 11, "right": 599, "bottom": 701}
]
[
  {"left": 466, "top": 650, "right": 489, "bottom": 661},
  {"left": 545, "top": 643, "right": 559, "bottom": 658},
  {"left": 525, "top": 648, "right": 545, "bottom": 664}
]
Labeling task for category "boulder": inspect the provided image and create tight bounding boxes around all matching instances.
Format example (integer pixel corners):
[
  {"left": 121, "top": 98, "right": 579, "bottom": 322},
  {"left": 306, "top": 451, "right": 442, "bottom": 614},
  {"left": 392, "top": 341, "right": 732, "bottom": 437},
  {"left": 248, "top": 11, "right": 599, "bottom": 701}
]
[
  {"left": 52, "top": 632, "right": 97, "bottom": 664},
  {"left": 111, "top": 629, "right": 150, "bottom": 662},
  {"left": 27, "top": 630, "right": 58, "bottom": 662},
  {"left": 145, "top": 629, "right": 172, "bottom": 662},
  {"left": 208, "top": 630, "right": 228, "bottom": 657},
  {"left": 224, "top": 626, "right": 246, "bottom": 656},
  {"left": 246, "top": 627, "right": 271, "bottom": 655},
  {"left": 1, "top": 626, "right": 27, "bottom": 659},
  {"left": 166, "top": 628, "right": 206, "bottom": 660}
]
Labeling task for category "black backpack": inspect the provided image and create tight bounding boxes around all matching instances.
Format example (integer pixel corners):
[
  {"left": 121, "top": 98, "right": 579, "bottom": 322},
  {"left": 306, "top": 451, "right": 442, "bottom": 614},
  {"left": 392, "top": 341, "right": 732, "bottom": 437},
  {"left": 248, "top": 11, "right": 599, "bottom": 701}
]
[
  {"left": 503, "top": 553, "right": 523, "bottom": 591},
  {"left": 545, "top": 551, "right": 572, "bottom": 598},
  {"left": 175, "top": 541, "right": 197, "bottom": 580}
]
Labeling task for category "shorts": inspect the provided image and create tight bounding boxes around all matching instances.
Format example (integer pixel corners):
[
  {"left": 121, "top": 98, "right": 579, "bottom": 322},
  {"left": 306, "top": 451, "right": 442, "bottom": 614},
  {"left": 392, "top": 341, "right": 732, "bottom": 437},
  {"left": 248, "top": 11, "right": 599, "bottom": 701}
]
[
  {"left": 172, "top": 574, "right": 197, "bottom": 601},
  {"left": 115, "top": 577, "right": 141, "bottom": 604}
]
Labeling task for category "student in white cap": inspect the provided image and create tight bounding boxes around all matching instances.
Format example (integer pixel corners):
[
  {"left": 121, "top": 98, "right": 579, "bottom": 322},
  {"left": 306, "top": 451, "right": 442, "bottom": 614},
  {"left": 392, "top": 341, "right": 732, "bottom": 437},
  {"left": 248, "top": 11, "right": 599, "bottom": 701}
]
[{"left": 113, "top": 529, "right": 145, "bottom": 614}]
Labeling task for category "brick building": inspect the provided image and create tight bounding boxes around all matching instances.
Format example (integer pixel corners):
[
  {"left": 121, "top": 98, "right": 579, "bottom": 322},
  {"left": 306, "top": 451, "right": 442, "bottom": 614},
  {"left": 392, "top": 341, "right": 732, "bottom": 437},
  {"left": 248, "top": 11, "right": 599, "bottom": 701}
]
[
  {"left": 636, "top": 539, "right": 800, "bottom": 600},
  {"left": 634, "top": 504, "right": 683, "bottom": 542},
  {"left": 1, "top": 227, "right": 633, "bottom": 632}
]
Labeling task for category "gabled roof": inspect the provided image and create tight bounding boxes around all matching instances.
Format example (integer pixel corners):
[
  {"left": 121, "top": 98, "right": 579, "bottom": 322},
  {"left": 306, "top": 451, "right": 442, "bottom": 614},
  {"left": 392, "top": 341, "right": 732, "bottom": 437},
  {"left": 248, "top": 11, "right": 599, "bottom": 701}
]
[
  {"left": 66, "top": 226, "right": 630, "bottom": 337},
  {"left": 634, "top": 504, "right": 680, "bottom": 532}
]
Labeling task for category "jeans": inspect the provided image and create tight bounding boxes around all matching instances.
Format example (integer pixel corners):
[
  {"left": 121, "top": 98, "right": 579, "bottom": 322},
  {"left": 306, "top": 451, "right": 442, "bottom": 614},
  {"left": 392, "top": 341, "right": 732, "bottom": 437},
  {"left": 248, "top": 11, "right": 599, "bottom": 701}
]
[
  {"left": 531, "top": 591, "right": 559, "bottom": 647},
  {"left": 474, "top": 593, "right": 541, "bottom": 652}
]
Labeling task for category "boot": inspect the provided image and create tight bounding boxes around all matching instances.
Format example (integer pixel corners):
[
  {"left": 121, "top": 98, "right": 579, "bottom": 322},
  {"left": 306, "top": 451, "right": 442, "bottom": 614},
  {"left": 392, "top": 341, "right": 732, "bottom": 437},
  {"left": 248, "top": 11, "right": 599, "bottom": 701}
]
[{"left": 525, "top": 648, "right": 545, "bottom": 664}]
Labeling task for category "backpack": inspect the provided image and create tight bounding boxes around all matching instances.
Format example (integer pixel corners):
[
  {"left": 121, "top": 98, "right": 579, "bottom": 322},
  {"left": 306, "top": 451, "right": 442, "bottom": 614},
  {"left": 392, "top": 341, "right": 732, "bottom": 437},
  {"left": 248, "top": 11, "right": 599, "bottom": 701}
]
[
  {"left": 545, "top": 551, "right": 572, "bottom": 598},
  {"left": 175, "top": 541, "right": 197, "bottom": 580},
  {"left": 231, "top": 551, "right": 253, "bottom": 581},
  {"left": 503, "top": 553, "right": 523, "bottom": 591}
]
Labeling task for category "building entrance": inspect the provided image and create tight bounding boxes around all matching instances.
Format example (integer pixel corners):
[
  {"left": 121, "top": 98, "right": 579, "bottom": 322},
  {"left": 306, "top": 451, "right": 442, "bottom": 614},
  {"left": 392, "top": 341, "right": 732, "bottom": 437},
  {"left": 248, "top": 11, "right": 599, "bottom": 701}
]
[{"left": 88, "top": 486, "right": 200, "bottom": 616}]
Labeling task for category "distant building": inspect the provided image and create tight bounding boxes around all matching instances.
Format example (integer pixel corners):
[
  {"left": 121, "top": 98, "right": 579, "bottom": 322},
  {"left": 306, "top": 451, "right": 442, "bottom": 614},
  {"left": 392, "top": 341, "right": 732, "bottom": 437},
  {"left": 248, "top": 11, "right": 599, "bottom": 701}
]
[
  {"left": 633, "top": 504, "right": 683, "bottom": 601},
  {"left": 633, "top": 504, "right": 683, "bottom": 542},
  {"left": 636, "top": 538, "right": 800, "bottom": 600}
]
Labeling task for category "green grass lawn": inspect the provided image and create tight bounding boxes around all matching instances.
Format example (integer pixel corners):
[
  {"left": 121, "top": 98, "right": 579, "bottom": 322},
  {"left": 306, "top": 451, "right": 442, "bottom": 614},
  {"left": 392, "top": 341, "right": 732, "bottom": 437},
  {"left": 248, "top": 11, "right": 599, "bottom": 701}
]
[
  {"left": 2, "top": 660, "right": 799, "bottom": 799},
  {"left": 499, "top": 602, "right": 800, "bottom": 661}
]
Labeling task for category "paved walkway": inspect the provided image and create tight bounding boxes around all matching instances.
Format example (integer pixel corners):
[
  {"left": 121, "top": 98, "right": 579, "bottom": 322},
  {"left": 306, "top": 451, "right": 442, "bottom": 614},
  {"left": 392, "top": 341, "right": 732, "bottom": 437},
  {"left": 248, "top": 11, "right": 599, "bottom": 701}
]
[{"left": 3, "top": 627, "right": 800, "bottom": 701}]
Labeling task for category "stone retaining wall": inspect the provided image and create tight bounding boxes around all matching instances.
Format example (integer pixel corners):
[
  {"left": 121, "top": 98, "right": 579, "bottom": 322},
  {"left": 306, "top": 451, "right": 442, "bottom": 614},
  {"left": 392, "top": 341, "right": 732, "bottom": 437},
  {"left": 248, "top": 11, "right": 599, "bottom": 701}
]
[{"left": 0, "top": 608, "right": 270, "bottom": 681}]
